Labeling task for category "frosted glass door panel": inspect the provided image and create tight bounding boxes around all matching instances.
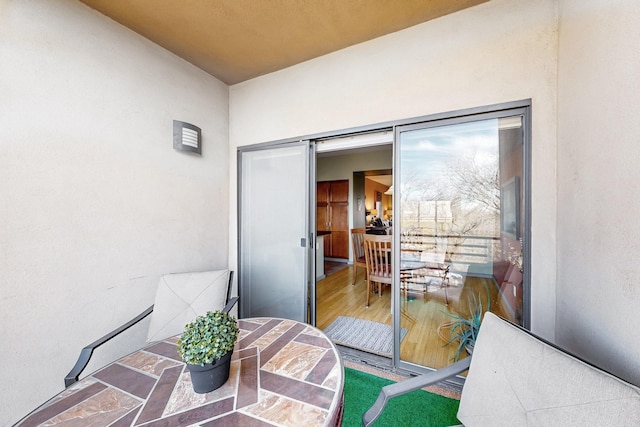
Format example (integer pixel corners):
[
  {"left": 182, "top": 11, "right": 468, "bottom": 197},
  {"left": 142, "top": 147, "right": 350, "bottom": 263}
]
[{"left": 239, "top": 143, "right": 309, "bottom": 322}]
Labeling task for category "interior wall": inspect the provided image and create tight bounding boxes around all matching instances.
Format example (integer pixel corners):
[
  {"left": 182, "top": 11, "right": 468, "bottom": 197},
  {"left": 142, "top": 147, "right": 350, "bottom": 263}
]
[
  {"left": 230, "top": 0, "right": 559, "bottom": 338},
  {"left": 364, "top": 179, "right": 392, "bottom": 218},
  {"left": 317, "top": 149, "right": 393, "bottom": 261},
  {"left": 0, "top": 1, "right": 229, "bottom": 424},
  {"left": 556, "top": 0, "right": 640, "bottom": 385},
  {"left": 352, "top": 172, "right": 366, "bottom": 229},
  {"left": 316, "top": 150, "right": 393, "bottom": 182}
]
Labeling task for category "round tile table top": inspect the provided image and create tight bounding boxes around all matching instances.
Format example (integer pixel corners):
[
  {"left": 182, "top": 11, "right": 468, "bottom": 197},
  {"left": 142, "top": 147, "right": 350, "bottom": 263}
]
[{"left": 17, "top": 317, "right": 344, "bottom": 427}]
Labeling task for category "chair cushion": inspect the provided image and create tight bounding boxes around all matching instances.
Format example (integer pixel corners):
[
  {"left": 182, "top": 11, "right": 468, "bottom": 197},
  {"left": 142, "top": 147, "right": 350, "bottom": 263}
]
[
  {"left": 457, "top": 312, "right": 640, "bottom": 426},
  {"left": 146, "top": 269, "right": 230, "bottom": 343}
]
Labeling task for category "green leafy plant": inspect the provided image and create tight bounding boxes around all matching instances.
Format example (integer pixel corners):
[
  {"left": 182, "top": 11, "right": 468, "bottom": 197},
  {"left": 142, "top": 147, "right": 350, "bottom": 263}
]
[
  {"left": 177, "top": 310, "right": 239, "bottom": 366},
  {"left": 442, "top": 291, "right": 490, "bottom": 361}
]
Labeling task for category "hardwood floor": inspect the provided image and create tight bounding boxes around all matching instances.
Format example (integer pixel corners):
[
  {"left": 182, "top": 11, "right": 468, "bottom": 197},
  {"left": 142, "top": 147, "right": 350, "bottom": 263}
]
[{"left": 317, "top": 261, "right": 514, "bottom": 370}]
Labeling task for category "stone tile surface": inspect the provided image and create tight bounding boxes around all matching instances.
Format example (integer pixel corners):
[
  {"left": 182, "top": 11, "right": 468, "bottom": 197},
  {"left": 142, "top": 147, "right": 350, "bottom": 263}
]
[{"left": 17, "top": 318, "right": 344, "bottom": 427}]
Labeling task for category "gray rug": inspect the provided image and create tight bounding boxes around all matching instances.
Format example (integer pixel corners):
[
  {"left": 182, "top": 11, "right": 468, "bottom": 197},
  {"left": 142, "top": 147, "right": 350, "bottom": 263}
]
[{"left": 324, "top": 316, "right": 408, "bottom": 356}]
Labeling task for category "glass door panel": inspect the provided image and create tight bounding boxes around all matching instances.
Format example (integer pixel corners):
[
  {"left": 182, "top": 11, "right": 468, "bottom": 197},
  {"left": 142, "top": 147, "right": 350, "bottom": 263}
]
[
  {"left": 238, "top": 143, "right": 311, "bottom": 322},
  {"left": 397, "top": 115, "right": 524, "bottom": 370}
]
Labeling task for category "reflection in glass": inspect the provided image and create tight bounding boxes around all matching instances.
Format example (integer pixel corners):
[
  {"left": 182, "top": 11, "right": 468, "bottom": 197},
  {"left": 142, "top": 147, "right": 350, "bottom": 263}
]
[{"left": 398, "top": 116, "right": 524, "bottom": 370}]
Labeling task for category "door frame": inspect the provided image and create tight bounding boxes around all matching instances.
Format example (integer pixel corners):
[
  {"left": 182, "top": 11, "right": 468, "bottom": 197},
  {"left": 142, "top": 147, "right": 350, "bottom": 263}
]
[{"left": 236, "top": 98, "right": 531, "bottom": 376}]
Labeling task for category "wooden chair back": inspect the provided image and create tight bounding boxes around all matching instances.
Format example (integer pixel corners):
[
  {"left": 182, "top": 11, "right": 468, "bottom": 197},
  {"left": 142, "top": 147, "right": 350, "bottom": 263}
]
[
  {"left": 350, "top": 228, "right": 367, "bottom": 285},
  {"left": 363, "top": 234, "right": 392, "bottom": 306}
]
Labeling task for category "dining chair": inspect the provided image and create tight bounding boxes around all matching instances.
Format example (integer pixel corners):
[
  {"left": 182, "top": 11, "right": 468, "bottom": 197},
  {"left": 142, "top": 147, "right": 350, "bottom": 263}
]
[
  {"left": 399, "top": 242, "right": 454, "bottom": 304},
  {"left": 363, "top": 234, "right": 393, "bottom": 307},
  {"left": 350, "top": 228, "right": 367, "bottom": 285}
]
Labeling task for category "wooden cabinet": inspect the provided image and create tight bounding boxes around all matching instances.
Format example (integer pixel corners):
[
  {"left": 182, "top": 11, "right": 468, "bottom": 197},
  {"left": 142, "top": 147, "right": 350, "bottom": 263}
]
[{"left": 317, "top": 180, "right": 349, "bottom": 259}]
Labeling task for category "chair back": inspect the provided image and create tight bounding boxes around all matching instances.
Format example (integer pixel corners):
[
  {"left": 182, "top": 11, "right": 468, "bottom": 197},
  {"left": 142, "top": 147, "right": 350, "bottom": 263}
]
[
  {"left": 351, "top": 228, "right": 366, "bottom": 262},
  {"left": 457, "top": 312, "right": 640, "bottom": 425},
  {"left": 420, "top": 236, "right": 447, "bottom": 263},
  {"left": 146, "top": 269, "right": 233, "bottom": 342},
  {"left": 363, "top": 234, "right": 393, "bottom": 285}
]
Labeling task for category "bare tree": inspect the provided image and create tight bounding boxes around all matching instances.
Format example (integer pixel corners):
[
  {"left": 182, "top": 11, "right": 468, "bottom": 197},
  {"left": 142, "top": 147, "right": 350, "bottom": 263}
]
[{"left": 447, "top": 152, "right": 500, "bottom": 213}]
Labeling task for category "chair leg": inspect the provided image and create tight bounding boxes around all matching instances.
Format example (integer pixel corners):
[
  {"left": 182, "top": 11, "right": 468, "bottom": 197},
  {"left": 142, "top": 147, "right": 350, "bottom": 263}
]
[
  {"left": 444, "top": 283, "right": 449, "bottom": 305},
  {"left": 444, "top": 276, "right": 449, "bottom": 305},
  {"left": 366, "top": 277, "right": 371, "bottom": 307},
  {"left": 353, "top": 266, "right": 366, "bottom": 286}
]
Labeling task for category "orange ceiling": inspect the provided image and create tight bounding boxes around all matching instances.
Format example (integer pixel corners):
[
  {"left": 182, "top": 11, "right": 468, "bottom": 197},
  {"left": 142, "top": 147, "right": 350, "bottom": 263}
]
[{"left": 79, "top": 0, "right": 486, "bottom": 85}]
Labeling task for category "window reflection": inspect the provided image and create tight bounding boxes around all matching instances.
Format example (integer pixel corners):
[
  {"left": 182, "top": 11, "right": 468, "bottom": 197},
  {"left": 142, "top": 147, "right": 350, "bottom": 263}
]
[{"left": 398, "top": 115, "right": 524, "bottom": 370}]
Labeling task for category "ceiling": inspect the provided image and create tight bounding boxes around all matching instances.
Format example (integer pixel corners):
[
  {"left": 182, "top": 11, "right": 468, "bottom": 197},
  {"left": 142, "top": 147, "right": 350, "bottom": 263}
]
[
  {"left": 79, "top": 0, "right": 486, "bottom": 85},
  {"left": 367, "top": 175, "right": 392, "bottom": 187}
]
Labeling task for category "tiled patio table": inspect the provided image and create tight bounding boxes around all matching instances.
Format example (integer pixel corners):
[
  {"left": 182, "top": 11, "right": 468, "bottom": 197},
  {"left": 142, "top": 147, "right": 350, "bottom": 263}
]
[{"left": 17, "top": 317, "right": 344, "bottom": 426}]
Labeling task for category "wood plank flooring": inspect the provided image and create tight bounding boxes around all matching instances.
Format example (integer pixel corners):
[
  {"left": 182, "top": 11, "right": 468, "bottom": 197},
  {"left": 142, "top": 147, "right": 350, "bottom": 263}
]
[{"left": 317, "top": 261, "right": 514, "bottom": 369}]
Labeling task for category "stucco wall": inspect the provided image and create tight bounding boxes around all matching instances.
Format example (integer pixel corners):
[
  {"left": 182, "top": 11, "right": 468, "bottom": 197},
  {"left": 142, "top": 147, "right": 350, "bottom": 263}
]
[
  {"left": 0, "top": 1, "right": 229, "bottom": 424},
  {"left": 230, "top": 0, "right": 559, "bottom": 338},
  {"left": 556, "top": 0, "right": 640, "bottom": 385}
]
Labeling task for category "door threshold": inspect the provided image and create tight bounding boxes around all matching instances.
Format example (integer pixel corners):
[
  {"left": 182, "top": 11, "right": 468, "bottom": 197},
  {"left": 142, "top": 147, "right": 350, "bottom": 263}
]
[
  {"left": 337, "top": 344, "right": 392, "bottom": 370},
  {"left": 325, "top": 257, "right": 348, "bottom": 263},
  {"left": 338, "top": 344, "right": 464, "bottom": 397}
]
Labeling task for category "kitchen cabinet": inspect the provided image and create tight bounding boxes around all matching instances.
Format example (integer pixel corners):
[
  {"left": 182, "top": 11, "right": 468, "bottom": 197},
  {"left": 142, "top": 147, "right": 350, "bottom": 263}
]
[{"left": 317, "top": 180, "right": 349, "bottom": 259}]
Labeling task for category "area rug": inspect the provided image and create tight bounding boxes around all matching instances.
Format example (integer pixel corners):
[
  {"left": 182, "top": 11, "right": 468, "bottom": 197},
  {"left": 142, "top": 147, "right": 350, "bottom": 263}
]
[
  {"left": 324, "top": 316, "right": 407, "bottom": 355},
  {"left": 342, "top": 367, "right": 460, "bottom": 426}
]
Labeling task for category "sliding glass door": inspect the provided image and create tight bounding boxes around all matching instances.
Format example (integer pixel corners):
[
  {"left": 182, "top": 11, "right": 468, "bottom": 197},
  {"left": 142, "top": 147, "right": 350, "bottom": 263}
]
[
  {"left": 394, "top": 109, "right": 528, "bottom": 371},
  {"left": 235, "top": 102, "right": 529, "bottom": 375},
  {"left": 238, "top": 142, "right": 313, "bottom": 322}
]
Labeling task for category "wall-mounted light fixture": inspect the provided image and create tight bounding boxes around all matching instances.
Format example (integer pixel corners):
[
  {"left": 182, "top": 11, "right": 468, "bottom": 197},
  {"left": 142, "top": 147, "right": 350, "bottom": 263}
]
[{"left": 173, "top": 120, "right": 201, "bottom": 155}]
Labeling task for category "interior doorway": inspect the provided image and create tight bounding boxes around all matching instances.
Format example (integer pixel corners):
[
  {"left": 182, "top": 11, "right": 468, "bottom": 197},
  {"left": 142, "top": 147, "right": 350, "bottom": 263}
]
[{"left": 315, "top": 142, "right": 395, "bottom": 363}]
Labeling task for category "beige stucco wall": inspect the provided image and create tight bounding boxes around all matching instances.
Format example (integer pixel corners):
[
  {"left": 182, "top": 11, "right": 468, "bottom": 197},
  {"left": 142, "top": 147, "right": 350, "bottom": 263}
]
[
  {"left": 556, "top": 0, "right": 640, "bottom": 385},
  {"left": 230, "top": 0, "right": 559, "bottom": 338},
  {"left": 0, "top": 1, "right": 229, "bottom": 424}
]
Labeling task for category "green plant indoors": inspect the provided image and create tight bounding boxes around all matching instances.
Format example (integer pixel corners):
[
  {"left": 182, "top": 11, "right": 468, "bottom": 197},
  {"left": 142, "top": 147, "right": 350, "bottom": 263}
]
[
  {"left": 443, "top": 291, "right": 490, "bottom": 362},
  {"left": 177, "top": 310, "right": 239, "bottom": 366}
]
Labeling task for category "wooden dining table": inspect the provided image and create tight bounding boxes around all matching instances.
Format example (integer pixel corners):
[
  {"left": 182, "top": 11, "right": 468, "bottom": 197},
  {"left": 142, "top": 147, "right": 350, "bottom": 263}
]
[{"left": 16, "top": 317, "right": 344, "bottom": 427}]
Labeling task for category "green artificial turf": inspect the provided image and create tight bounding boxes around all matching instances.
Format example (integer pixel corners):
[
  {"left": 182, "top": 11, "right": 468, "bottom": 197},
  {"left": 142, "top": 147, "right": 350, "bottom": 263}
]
[{"left": 342, "top": 367, "right": 461, "bottom": 427}]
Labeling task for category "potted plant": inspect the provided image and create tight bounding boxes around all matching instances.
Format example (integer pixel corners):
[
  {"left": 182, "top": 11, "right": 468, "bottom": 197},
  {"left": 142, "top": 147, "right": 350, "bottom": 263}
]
[
  {"left": 177, "top": 310, "right": 240, "bottom": 393},
  {"left": 440, "top": 291, "right": 490, "bottom": 361}
]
